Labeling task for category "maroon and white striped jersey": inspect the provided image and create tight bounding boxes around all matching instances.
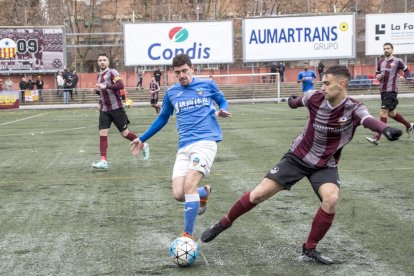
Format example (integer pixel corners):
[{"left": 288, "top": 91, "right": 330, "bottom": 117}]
[
  {"left": 290, "top": 91, "right": 373, "bottom": 168},
  {"left": 376, "top": 57, "right": 408, "bottom": 93},
  {"left": 97, "top": 68, "right": 124, "bottom": 112},
  {"left": 150, "top": 80, "right": 159, "bottom": 100}
]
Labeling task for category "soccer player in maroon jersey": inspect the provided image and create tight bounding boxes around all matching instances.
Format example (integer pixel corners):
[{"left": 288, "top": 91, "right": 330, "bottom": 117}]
[
  {"left": 91, "top": 53, "right": 149, "bottom": 170},
  {"left": 149, "top": 76, "right": 161, "bottom": 114},
  {"left": 201, "top": 65, "right": 402, "bottom": 264},
  {"left": 366, "top": 42, "right": 413, "bottom": 145}
]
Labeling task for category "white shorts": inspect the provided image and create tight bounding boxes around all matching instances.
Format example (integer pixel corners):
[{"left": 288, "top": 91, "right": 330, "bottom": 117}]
[{"left": 172, "top": 140, "right": 218, "bottom": 180}]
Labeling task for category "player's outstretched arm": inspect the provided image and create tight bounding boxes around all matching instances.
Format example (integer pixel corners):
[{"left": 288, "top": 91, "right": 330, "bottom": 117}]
[
  {"left": 363, "top": 117, "right": 402, "bottom": 141},
  {"left": 287, "top": 95, "right": 303, "bottom": 109}
]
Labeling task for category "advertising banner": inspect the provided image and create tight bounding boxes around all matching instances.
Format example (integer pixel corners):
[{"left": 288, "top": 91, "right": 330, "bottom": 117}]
[
  {"left": 0, "top": 90, "right": 19, "bottom": 109},
  {"left": 243, "top": 14, "right": 355, "bottom": 62},
  {"left": 365, "top": 13, "right": 414, "bottom": 55},
  {"left": 124, "top": 21, "right": 233, "bottom": 65},
  {"left": 0, "top": 26, "right": 65, "bottom": 73},
  {"left": 24, "top": 90, "right": 39, "bottom": 102}
]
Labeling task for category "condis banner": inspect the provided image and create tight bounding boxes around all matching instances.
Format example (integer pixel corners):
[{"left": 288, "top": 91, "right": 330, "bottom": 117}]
[{"left": 124, "top": 21, "right": 233, "bottom": 65}]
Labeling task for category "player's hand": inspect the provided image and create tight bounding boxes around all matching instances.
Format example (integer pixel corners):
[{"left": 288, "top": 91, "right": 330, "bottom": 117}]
[
  {"left": 130, "top": 138, "right": 145, "bottom": 155},
  {"left": 92, "top": 88, "right": 100, "bottom": 95},
  {"left": 96, "top": 83, "right": 106, "bottom": 90},
  {"left": 288, "top": 95, "right": 298, "bottom": 108},
  {"left": 382, "top": 127, "right": 402, "bottom": 141},
  {"left": 216, "top": 109, "right": 232, "bottom": 118},
  {"left": 376, "top": 74, "right": 382, "bottom": 81}
]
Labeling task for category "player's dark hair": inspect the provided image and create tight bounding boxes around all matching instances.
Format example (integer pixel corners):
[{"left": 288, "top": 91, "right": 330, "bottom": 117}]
[
  {"left": 325, "top": 65, "right": 351, "bottom": 81},
  {"left": 383, "top": 42, "right": 393, "bottom": 49},
  {"left": 172, "top": 53, "right": 192, "bottom": 68},
  {"left": 98, "top": 53, "right": 108, "bottom": 58},
  {"left": 304, "top": 62, "right": 309, "bottom": 65}
]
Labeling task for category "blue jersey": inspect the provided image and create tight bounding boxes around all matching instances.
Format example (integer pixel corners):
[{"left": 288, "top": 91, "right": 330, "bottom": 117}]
[
  {"left": 297, "top": 70, "right": 317, "bottom": 92},
  {"left": 139, "top": 78, "right": 229, "bottom": 149}
]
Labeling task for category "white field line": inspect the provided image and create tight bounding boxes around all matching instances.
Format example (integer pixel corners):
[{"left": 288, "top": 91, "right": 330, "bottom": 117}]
[
  {"left": 0, "top": 112, "right": 49, "bottom": 126},
  {"left": 1, "top": 166, "right": 411, "bottom": 185},
  {"left": 0, "top": 126, "right": 88, "bottom": 137}
]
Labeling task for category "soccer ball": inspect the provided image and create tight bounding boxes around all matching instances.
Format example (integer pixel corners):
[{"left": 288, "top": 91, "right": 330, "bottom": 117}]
[{"left": 169, "top": 237, "right": 199, "bottom": 267}]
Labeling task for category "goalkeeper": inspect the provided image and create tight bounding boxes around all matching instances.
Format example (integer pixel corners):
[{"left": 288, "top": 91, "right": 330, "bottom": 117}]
[{"left": 201, "top": 65, "right": 402, "bottom": 265}]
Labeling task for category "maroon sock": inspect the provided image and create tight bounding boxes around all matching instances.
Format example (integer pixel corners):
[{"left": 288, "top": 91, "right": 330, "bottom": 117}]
[
  {"left": 100, "top": 136, "right": 108, "bottom": 160},
  {"left": 391, "top": 113, "right": 410, "bottom": 128},
  {"left": 304, "top": 207, "right": 335, "bottom": 249},
  {"left": 220, "top": 192, "right": 257, "bottom": 228},
  {"left": 125, "top": 132, "right": 137, "bottom": 141},
  {"left": 376, "top": 117, "right": 388, "bottom": 140}
]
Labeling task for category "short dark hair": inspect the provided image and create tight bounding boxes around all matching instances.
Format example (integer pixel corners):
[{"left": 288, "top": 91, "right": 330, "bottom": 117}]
[
  {"left": 98, "top": 53, "right": 108, "bottom": 58},
  {"left": 383, "top": 42, "right": 393, "bottom": 49},
  {"left": 172, "top": 53, "right": 192, "bottom": 68},
  {"left": 324, "top": 65, "right": 351, "bottom": 81},
  {"left": 304, "top": 62, "right": 309, "bottom": 65}
]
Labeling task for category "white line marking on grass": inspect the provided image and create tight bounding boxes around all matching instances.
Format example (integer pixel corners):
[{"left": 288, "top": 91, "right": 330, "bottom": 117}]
[
  {"left": 199, "top": 251, "right": 209, "bottom": 265},
  {"left": 0, "top": 126, "right": 87, "bottom": 137},
  {"left": 0, "top": 112, "right": 49, "bottom": 126},
  {"left": 1, "top": 166, "right": 412, "bottom": 185}
]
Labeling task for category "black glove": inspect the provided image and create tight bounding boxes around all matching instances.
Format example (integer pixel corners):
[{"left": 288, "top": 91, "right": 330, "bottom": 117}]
[
  {"left": 382, "top": 127, "right": 402, "bottom": 141},
  {"left": 288, "top": 95, "right": 298, "bottom": 108}
]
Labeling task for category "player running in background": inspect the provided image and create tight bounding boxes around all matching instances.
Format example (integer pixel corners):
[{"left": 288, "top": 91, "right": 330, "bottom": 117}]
[
  {"left": 366, "top": 42, "right": 413, "bottom": 145},
  {"left": 297, "top": 62, "right": 317, "bottom": 92},
  {"left": 130, "top": 53, "right": 232, "bottom": 240},
  {"left": 91, "top": 53, "right": 149, "bottom": 170},
  {"left": 149, "top": 76, "right": 161, "bottom": 114},
  {"left": 201, "top": 65, "right": 402, "bottom": 264}
]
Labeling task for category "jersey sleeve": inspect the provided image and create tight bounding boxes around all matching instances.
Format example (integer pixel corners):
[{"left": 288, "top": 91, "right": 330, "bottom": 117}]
[
  {"left": 376, "top": 60, "right": 381, "bottom": 74},
  {"left": 297, "top": 72, "right": 303, "bottom": 81},
  {"left": 397, "top": 58, "right": 407, "bottom": 70},
  {"left": 139, "top": 92, "right": 173, "bottom": 142},
  {"left": 353, "top": 103, "right": 373, "bottom": 126},
  {"left": 301, "top": 90, "right": 317, "bottom": 107},
  {"left": 210, "top": 81, "right": 229, "bottom": 111}
]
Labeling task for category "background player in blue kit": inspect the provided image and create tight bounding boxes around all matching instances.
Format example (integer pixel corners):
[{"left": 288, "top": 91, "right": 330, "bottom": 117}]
[
  {"left": 130, "top": 53, "right": 232, "bottom": 239},
  {"left": 297, "top": 62, "right": 317, "bottom": 92}
]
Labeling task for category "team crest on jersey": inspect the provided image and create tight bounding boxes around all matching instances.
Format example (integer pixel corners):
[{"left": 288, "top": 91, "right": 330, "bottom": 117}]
[
  {"left": 338, "top": 116, "right": 348, "bottom": 125},
  {"left": 270, "top": 166, "right": 279, "bottom": 174},
  {"left": 196, "top": 88, "right": 203, "bottom": 95},
  {"left": 192, "top": 157, "right": 200, "bottom": 166}
]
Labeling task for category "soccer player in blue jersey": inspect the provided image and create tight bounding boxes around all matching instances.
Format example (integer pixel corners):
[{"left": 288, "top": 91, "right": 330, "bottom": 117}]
[
  {"left": 130, "top": 53, "right": 232, "bottom": 240},
  {"left": 297, "top": 62, "right": 317, "bottom": 92}
]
